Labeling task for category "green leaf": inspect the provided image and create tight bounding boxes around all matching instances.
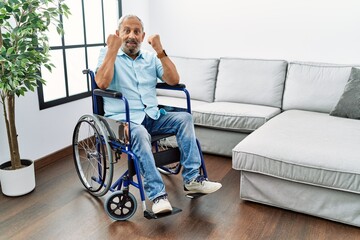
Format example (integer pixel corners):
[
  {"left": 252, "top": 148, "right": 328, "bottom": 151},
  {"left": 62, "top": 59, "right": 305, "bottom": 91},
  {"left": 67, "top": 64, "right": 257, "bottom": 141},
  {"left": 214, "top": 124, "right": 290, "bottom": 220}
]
[
  {"left": 6, "top": 47, "right": 14, "bottom": 56},
  {"left": 4, "top": 5, "right": 13, "bottom": 13},
  {"left": 1, "top": 0, "right": 72, "bottom": 100}
]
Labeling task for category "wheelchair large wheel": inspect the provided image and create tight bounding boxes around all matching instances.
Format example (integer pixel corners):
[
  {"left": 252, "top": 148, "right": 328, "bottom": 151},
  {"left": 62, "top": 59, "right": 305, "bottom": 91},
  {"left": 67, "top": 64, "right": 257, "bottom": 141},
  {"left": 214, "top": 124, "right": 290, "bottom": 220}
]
[
  {"left": 105, "top": 191, "right": 137, "bottom": 221},
  {"left": 73, "top": 114, "right": 113, "bottom": 197}
]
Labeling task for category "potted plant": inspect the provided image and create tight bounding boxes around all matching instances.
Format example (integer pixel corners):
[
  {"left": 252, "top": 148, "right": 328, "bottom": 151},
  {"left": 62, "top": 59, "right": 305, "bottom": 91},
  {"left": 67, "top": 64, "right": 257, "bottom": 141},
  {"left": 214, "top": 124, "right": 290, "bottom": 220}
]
[{"left": 0, "top": 0, "right": 70, "bottom": 196}]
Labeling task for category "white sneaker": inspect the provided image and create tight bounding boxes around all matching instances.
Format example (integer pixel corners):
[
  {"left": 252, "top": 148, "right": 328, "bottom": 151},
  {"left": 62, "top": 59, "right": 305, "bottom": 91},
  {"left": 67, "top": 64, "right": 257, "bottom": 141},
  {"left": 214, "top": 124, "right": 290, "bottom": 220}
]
[
  {"left": 184, "top": 175, "right": 222, "bottom": 194},
  {"left": 152, "top": 195, "right": 173, "bottom": 214}
]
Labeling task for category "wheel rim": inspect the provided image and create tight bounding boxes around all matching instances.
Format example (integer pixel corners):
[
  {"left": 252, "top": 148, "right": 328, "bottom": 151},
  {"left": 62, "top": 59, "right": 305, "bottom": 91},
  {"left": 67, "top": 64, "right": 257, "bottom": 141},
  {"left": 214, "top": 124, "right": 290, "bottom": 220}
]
[
  {"left": 73, "top": 115, "right": 113, "bottom": 196},
  {"left": 105, "top": 191, "right": 137, "bottom": 221}
]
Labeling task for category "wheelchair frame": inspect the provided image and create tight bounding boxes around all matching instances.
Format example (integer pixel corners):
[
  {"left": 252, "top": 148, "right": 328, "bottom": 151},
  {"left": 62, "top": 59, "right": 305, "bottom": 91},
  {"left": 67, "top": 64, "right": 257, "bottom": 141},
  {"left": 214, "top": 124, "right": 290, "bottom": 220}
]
[{"left": 72, "top": 69, "right": 208, "bottom": 221}]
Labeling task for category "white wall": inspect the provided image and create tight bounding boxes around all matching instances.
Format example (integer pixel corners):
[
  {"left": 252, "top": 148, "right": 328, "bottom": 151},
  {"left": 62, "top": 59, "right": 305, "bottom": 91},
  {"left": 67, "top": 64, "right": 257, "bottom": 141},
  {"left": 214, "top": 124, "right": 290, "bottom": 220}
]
[
  {"left": 146, "top": 0, "right": 360, "bottom": 64},
  {"left": 1, "top": 0, "right": 359, "bottom": 164},
  {"left": 121, "top": 0, "right": 153, "bottom": 52},
  {"left": 0, "top": 91, "right": 92, "bottom": 164}
]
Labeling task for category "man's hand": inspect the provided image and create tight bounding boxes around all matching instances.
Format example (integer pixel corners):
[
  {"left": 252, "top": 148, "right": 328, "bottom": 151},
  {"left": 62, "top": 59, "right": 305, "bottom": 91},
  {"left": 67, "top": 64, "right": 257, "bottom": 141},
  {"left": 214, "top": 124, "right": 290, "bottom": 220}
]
[
  {"left": 95, "top": 33, "right": 122, "bottom": 89},
  {"left": 148, "top": 34, "right": 163, "bottom": 53},
  {"left": 106, "top": 34, "right": 123, "bottom": 51},
  {"left": 148, "top": 34, "right": 180, "bottom": 85}
]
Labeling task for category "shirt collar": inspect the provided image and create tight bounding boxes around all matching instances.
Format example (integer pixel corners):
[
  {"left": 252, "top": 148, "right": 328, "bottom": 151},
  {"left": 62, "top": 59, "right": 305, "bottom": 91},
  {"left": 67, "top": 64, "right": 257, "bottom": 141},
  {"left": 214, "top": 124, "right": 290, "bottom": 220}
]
[{"left": 118, "top": 48, "right": 144, "bottom": 60}]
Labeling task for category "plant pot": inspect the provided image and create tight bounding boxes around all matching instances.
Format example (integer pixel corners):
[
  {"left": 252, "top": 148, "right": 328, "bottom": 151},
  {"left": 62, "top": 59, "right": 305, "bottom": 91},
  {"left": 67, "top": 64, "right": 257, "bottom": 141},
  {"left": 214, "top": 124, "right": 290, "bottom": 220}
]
[{"left": 0, "top": 159, "right": 36, "bottom": 196}]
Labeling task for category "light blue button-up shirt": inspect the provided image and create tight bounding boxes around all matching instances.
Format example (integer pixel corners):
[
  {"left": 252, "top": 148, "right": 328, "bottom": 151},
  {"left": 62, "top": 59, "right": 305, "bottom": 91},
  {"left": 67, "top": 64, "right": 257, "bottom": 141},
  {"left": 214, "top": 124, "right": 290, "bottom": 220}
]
[{"left": 96, "top": 47, "right": 164, "bottom": 124}]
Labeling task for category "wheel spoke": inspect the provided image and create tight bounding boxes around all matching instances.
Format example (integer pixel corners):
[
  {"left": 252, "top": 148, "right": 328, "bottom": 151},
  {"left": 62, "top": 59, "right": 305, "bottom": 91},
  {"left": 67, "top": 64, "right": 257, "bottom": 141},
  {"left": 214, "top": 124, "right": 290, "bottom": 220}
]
[{"left": 73, "top": 115, "right": 113, "bottom": 197}]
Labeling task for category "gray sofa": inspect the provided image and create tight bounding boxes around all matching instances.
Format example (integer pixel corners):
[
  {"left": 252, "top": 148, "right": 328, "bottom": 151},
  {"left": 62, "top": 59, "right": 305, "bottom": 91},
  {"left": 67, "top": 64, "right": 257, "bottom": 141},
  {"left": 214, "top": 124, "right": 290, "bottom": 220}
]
[
  {"left": 157, "top": 56, "right": 360, "bottom": 227},
  {"left": 158, "top": 57, "right": 287, "bottom": 156}
]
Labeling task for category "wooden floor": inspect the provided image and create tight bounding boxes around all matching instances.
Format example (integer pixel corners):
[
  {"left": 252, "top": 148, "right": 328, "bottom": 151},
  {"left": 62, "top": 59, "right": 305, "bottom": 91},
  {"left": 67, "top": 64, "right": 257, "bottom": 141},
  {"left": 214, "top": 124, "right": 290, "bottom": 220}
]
[{"left": 1, "top": 153, "right": 360, "bottom": 240}]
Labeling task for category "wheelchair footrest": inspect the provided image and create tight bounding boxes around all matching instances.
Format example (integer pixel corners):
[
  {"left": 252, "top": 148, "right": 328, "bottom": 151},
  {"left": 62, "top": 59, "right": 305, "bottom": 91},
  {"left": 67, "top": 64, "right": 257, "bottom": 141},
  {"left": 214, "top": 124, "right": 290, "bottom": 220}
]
[
  {"left": 144, "top": 207, "right": 182, "bottom": 220},
  {"left": 185, "top": 192, "right": 207, "bottom": 199}
]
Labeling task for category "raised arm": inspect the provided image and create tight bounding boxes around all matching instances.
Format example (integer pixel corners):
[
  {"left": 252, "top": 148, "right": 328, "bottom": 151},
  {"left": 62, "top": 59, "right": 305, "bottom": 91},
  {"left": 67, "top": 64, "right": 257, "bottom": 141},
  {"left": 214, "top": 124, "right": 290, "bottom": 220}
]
[
  {"left": 95, "top": 34, "right": 123, "bottom": 89},
  {"left": 148, "top": 34, "right": 180, "bottom": 86}
]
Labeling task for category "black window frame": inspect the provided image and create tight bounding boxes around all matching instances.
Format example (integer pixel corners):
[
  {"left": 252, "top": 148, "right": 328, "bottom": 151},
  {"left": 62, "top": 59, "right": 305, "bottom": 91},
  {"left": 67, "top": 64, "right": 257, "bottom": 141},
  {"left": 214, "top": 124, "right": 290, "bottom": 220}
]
[{"left": 37, "top": 0, "right": 122, "bottom": 110}]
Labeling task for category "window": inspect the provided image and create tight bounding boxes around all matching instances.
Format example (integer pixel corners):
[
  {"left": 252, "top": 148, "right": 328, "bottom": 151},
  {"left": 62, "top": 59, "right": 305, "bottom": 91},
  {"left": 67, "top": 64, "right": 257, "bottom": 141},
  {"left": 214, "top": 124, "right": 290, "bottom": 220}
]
[{"left": 37, "top": 0, "right": 122, "bottom": 109}]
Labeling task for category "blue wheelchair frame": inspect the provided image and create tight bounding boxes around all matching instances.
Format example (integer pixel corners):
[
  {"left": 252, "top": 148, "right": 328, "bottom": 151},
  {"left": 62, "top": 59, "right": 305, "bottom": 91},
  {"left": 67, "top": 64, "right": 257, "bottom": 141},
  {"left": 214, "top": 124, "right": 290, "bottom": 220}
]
[{"left": 73, "top": 69, "right": 208, "bottom": 221}]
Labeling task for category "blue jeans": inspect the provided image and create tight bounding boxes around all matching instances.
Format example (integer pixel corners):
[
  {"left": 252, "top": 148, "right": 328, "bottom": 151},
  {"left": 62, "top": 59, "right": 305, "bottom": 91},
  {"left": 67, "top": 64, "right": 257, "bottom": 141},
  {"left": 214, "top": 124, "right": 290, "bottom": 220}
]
[{"left": 130, "top": 112, "right": 201, "bottom": 201}]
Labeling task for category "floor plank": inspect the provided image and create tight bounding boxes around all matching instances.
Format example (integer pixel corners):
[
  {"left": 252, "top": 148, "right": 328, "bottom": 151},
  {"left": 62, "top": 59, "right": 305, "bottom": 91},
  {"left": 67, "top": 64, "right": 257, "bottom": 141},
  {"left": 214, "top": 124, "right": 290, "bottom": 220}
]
[{"left": 1, "top": 154, "right": 360, "bottom": 240}]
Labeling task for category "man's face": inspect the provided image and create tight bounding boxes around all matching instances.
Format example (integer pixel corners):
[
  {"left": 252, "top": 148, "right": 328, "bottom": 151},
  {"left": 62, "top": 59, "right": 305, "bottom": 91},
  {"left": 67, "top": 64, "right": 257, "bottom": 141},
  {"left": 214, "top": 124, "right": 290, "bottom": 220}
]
[{"left": 117, "top": 17, "right": 145, "bottom": 56}]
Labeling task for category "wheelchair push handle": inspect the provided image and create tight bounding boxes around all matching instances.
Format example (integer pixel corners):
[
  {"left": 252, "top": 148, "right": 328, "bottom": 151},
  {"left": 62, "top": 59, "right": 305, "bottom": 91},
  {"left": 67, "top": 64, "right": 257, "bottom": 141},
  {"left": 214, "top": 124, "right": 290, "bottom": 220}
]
[
  {"left": 83, "top": 69, "right": 123, "bottom": 98},
  {"left": 82, "top": 69, "right": 91, "bottom": 74}
]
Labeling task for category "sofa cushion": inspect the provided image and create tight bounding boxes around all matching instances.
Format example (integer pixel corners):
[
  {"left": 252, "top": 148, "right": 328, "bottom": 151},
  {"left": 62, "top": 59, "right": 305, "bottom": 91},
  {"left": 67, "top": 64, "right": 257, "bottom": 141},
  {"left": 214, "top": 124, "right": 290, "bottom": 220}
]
[
  {"left": 192, "top": 102, "right": 281, "bottom": 133},
  {"left": 156, "top": 56, "right": 219, "bottom": 102},
  {"left": 233, "top": 110, "right": 360, "bottom": 194},
  {"left": 282, "top": 62, "right": 356, "bottom": 113},
  {"left": 214, "top": 58, "right": 287, "bottom": 108},
  {"left": 330, "top": 67, "right": 360, "bottom": 119}
]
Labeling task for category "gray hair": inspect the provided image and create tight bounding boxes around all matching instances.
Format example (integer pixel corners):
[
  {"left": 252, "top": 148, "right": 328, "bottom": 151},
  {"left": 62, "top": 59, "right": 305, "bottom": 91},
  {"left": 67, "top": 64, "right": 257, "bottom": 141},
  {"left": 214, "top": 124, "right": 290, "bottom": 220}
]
[{"left": 117, "top": 14, "right": 144, "bottom": 31}]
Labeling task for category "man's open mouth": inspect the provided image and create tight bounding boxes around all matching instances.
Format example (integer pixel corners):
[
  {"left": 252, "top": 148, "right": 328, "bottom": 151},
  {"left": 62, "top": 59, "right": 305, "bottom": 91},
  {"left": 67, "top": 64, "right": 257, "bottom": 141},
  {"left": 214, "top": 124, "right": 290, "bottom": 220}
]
[{"left": 126, "top": 41, "right": 138, "bottom": 47}]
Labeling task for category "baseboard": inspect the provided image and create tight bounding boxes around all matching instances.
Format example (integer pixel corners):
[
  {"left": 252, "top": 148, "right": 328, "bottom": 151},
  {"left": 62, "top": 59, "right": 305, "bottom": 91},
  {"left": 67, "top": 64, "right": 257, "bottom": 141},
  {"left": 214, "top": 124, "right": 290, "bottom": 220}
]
[{"left": 34, "top": 145, "right": 73, "bottom": 170}]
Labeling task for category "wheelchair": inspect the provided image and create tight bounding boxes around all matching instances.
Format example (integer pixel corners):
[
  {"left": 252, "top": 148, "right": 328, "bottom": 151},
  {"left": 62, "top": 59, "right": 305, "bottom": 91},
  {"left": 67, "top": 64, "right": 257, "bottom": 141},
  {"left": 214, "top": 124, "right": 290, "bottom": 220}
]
[{"left": 72, "top": 69, "right": 208, "bottom": 221}]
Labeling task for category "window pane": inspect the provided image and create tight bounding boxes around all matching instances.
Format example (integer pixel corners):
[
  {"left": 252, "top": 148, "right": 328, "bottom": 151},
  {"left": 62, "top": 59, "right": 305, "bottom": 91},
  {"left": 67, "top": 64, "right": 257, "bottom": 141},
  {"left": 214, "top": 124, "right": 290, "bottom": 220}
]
[
  {"left": 63, "top": 0, "right": 84, "bottom": 45},
  {"left": 87, "top": 46, "right": 103, "bottom": 71},
  {"left": 66, "top": 48, "right": 88, "bottom": 96},
  {"left": 47, "top": 23, "right": 62, "bottom": 47},
  {"left": 104, "top": 0, "right": 120, "bottom": 35},
  {"left": 84, "top": 0, "right": 104, "bottom": 44},
  {"left": 42, "top": 50, "right": 66, "bottom": 102}
]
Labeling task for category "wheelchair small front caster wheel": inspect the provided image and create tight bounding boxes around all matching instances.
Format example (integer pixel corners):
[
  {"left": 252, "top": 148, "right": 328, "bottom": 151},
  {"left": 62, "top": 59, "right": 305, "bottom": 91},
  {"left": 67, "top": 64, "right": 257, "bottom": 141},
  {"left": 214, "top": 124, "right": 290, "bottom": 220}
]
[{"left": 105, "top": 191, "right": 137, "bottom": 221}]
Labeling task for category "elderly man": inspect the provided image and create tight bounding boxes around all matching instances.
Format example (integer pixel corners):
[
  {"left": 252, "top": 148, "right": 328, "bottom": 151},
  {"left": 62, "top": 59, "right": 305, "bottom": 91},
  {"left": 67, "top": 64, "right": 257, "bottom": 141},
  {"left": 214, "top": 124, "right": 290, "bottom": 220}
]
[{"left": 96, "top": 14, "right": 221, "bottom": 214}]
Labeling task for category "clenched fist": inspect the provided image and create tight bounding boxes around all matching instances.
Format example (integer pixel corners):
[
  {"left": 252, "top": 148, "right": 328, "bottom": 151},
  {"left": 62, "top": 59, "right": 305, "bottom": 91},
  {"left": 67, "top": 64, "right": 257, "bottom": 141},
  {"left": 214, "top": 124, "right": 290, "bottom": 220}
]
[
  {"left": 148, "top": 34, "right": 163, "bottom": 53},
  {"left": 106, "top": 34, "right": 123, "bottom": 51}
]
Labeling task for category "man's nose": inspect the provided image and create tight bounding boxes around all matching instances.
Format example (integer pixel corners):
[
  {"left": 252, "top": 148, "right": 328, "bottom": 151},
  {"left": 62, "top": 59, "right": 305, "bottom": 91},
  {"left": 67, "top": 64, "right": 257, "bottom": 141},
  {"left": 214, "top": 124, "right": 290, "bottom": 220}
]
[{"left": 129, "top": 31, "right": 136, "bottom": 38}]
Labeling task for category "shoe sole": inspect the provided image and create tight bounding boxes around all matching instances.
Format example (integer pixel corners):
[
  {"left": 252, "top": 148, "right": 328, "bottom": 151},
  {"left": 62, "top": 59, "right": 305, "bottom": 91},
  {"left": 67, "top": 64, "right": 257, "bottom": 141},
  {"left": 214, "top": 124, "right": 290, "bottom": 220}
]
[
  {"left": 184, "top": 184, "right": 222, "bottom": 194},
  {"left": 153, "top": 207, "right": 173, "bottom": 215}
]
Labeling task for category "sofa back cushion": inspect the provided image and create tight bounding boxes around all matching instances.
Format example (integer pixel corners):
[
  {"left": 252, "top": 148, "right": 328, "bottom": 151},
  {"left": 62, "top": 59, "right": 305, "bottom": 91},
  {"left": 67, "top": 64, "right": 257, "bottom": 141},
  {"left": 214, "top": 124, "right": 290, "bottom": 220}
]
[
  {"left": 157, "top": 56, "right": 219, "bottom": 102},
  {"left": 214, "top": 58, "right": 287, "bottom": 108},
  {"left": 282, "top": 62, "right": 354, "bottom": 113}
]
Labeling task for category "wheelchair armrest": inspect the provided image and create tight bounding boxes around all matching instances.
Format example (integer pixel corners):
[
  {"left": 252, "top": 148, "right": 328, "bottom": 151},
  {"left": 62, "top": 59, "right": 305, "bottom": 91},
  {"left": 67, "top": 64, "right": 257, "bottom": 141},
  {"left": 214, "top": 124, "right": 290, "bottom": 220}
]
[
  {"left": 93, "top": 89, "right": 122, "bottom": 99},
  {"left": 156, "top": 83, "right": 186, "bottom": 90},
  {"left": 156, "top": 83, "right": 192, "bottom": 114}
]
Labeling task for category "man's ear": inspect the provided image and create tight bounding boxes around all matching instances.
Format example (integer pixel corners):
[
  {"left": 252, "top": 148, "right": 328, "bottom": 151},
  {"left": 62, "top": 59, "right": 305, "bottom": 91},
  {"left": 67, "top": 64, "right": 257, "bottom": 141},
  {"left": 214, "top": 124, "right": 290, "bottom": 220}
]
[{"left": 141, "top": 32, "right": 145, "bottom": 42}]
